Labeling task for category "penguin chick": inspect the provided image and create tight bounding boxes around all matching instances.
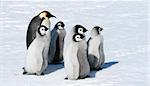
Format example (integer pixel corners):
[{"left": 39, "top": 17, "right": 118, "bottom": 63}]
[
  {"left": 64, "top": 24, "right": 88, "bottom": 45},
  {"left": 63, "top": 25, "right": 88, "bottom": 63},
  {"left": 87, "top": 26, "right": 105, "bottom": 70},
  {"left": 64, "top": 27, "right": 90, "bottom": 80},
  {"left": 48, "top": 21, "right": 66, "bottom": 63},
  {"left": 73, "top": 25, "right": 88, "bottom": 34}
]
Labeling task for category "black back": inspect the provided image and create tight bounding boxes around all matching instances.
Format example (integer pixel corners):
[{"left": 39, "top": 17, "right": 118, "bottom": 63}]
[{"left": 26, "top": 16, "right": 44, "bottom": 49}]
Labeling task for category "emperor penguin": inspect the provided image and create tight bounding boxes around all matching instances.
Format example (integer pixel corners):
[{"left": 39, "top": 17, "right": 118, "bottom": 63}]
[
  {"left": 26, "top": 11, "right": 55, "bottom": 49},
  {"left": 87, "top": 26, "right": 105, "bottom": 70},
  {"left": 23, "top": 18, "right": 50, "bottom": 75},
  {"left": 48, "top": 21, "right": 66, "bottom": 64},
  {"left": 64, "top": 25, "right": 90, "bottom": 80},
  {"left": 65, "top": 25, "right": 87, "bottom": 40},
  {"left": 63, "top": 25, "right": 87, "bottom": 59}
]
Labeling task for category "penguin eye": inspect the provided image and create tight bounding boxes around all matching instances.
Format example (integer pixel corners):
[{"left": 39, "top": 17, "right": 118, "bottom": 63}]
[
  {"left": 76, "top": 35, "right": 80, "bottom": 39},
  {"left": 40, "top": 27, "right": 45, "bottom": 31},
  {"left": 80, "top": 28, "right": 83, "bottom": 31},
  {"left": 78, "top": 28, "right": 83, "bottom": 33},
  {"left": 57, "top": 23, "right": 61, "bottom": 26}
]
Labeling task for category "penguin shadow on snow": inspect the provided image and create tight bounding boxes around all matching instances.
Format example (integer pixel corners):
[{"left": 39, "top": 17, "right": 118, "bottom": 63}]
[
  {"left": 44, "top": 62, "right": 64, "bottom": 74},
  {"left": 89, "top": 61, "right": 119, "bottom": 78}
]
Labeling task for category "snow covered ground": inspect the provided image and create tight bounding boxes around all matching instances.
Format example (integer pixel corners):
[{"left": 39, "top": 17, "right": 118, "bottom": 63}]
[{"left": 0, "top": 0, "right": 148, "bottom": 86}]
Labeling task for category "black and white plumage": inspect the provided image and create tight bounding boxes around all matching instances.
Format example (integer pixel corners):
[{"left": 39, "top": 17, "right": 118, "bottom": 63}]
[
  {"left": 26, "top": 11, "right": 55, "bottom": 49},
  {"left": 63, "top": 25, "right": 90, "bottom": 80},
  {"left": 87, "top": 26, "right": 105, "bottom": 70},
  {"left": 48, "top": 21, "right": 66, "bottom": 63},
  {"left": 63, "top": 25, "right": 88, "bottom": 59},
  {"left": 23, "top": 18, "right": 50, "bottom": 75}
]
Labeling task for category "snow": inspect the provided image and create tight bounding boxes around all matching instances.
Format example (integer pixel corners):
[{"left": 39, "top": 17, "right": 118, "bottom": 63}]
[{"left": 0, "top": 0, "right": 148, "bottom": 86}]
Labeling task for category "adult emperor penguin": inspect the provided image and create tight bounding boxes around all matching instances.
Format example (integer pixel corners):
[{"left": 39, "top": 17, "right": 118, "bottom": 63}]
[
  {"left": 48, "top": 21, "right": 66, "bottom": 63},
  {"left": 87, "top": 26, "right": 105, "bottom": 70},
  {"left": 23, "top": 18, "right": 50, "bottom": 75},
  {"left": 26, "top": 11, "right": 55, "bottom": 49},
  {"left": 64, "top": 25, "right": 90, "bottom": 80}
]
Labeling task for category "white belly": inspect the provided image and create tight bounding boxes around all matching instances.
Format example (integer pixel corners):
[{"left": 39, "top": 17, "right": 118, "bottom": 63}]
[
  {"left": 64, "top": 42, "right": 79, "bottom": 80},
  {"left": 25, "top": 38, "right": 45, "bottom": 73},
  {"left": 88, "top": 38, "right": 100, "bottom": 58}
]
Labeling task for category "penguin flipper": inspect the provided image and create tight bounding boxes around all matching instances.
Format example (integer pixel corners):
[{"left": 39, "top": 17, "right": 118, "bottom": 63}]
[
  {"left": 48, "top": 29, "right": 58, "bottom": 63},
  {"left": 52, "top": 36, "right": 61, "bottom": 63},
  {"left": 77, "top": 45, "right": 90, "bottom": 79},
  {"left": 87, "top": 37, "right": 91, "bottom": 56},
  {"left": 26, "top": 16, "right": 42, "bottom": 49},
  {"left": 98, "top": 40, "right": 105, "bottom": 67},
  {"left": 37, "top": 49, "right": 46, "bottom": 75},
  {"left": 39, "top": 47, "right": 48, "bottom": 75},
  {"left": 87, "top": 37, "right": 91, "bottom": 46}
]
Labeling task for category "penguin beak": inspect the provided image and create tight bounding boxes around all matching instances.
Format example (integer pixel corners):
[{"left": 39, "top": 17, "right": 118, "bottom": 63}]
[
  {"left": 81, "top": 35, "right": 85, "bottom": 39},
  {"left": 46, "top": 13, "right": 56, "bottom": 18},
  {"left": 86, "top": 29, "right": 88, "bottom": 31},
  {"left": 51, "top": 15, "right": 56, "bottom": 18},
  {"left": 83, "top": 27, "right": 88, "bottom": 32},
  {"left": 85, "top": 28, "right": 88, "bottom": 32},
  {"left": 49, "top": 14, "right": 56, "bottom": 18}
]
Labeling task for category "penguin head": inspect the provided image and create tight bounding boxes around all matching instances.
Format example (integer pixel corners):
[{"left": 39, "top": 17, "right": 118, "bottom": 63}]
[
  {"left": 41, "top": 17, "right": 50, "bottom": 29},
  {"left": 91, "top": 26, "right": 103, "bottom": 36},
  {"left": 73, "top": 33, "right": 85, "bottom": 42},
  {"left": 74, "top": 25, "right": 88, "bottom": 34},
  {"left": 39, "top": 11, "right": 56, "bottom": 19},
  {"left": 38, "top": 18, "right": 49, "bottom": 36},
  {"left": 55, "top": 21, "right": 65, "bottom": 30},
  {"left": 38, "top": 25, "right": 48, "bottom": 36}
]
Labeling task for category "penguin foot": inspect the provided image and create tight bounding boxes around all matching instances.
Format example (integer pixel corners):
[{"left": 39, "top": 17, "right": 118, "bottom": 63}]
[
  {"left": 41, "top": 73, "right": 44, "bottom": 75},
  {"left": 23, "top": 71, "right": 27, "bottom": 75},
  {"left": 22, "top": 67, "right": 27, "bottom": 75},
  {"left": 96, "top": 67, "right": 103, "bottom": 71},
  {"left": 86, "top": 75, "right": 90, "bottom": 78},
  {"left": 99, "top": 67, "right": 103, "bottom": 70},
  {"left": 23, "top": 72, "right": 36, "bottom": 75},
  {"left": 33, "top": 73, "right": 37, "bottom": 75},
  {"left": 64, "top": 77, "right": 68, "bottom": 80},
  {"left": 78, "top": 75, "right": 90, "bottom": 79},
  {"left": 36, "top": 73, "right": 44, "bottom": 76}
]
